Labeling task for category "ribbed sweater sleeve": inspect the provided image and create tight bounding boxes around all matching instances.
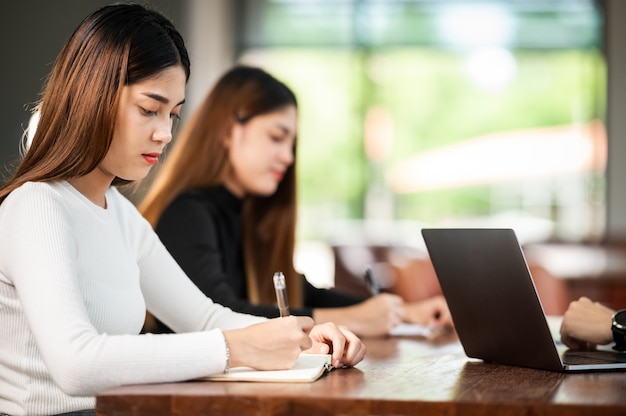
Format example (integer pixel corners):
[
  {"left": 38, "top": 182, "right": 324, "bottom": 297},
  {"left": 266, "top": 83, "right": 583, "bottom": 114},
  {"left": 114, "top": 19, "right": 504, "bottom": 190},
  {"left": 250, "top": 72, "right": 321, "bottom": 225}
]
[{"left": 0, "top": 181, "right": 264, "bottom": 416}]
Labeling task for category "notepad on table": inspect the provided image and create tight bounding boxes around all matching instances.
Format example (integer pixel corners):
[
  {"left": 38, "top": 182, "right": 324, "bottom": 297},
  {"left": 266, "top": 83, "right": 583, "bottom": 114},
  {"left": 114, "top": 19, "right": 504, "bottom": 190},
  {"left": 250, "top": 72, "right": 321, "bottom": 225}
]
[
  {"left": 389, "top": 323, "right": 434, "bottom": 337},
  {"left": 203, "top": 353, "right": 333, "bottom": 383}
]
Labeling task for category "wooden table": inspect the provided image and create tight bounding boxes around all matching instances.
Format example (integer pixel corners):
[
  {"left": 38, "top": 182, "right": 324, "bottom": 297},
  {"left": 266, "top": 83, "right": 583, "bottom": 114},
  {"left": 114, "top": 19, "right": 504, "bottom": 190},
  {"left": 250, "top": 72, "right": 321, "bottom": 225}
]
[{"left": 96, "top": 334, "right": 626, "bottom": 416}]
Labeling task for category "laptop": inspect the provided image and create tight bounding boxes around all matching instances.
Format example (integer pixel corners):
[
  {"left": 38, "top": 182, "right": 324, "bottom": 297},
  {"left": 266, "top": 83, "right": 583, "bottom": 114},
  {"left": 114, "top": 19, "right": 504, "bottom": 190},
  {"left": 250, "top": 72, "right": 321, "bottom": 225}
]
[{"left": 421, "top": 228, "right": 626, "bottom": 372}]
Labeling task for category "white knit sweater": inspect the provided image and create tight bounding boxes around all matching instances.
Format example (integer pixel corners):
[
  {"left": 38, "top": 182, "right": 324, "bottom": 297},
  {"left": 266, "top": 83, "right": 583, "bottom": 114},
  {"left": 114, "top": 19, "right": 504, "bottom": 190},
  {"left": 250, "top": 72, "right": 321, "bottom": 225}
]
[{"left": 0, "top": 181, "right": 265, "bottom": 416}]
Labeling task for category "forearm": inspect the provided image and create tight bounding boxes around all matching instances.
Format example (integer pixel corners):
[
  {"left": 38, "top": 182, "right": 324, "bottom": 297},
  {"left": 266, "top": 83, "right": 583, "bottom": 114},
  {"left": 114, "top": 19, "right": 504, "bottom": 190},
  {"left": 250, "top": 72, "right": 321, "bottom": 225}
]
[
  {"left": 312, "top": 306, "right": 376, "bottom": 337},
  {"left": 313, "top": 294, "right": 405, "bottom": 337}
]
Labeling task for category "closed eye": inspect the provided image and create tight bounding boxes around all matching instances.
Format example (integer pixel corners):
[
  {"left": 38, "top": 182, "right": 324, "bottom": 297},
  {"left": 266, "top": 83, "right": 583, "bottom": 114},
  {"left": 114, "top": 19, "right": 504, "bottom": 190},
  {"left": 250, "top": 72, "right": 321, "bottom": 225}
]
[{"left": 141, "top": 107, "right": 158, "bottom": 117}]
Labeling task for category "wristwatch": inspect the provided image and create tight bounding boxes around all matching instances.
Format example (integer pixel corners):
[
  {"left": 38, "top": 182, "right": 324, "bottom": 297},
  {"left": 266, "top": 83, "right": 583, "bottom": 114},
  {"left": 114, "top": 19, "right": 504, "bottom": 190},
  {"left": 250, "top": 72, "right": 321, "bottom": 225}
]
[{"left": 612, "top": 309, "right": 626, "bottom": 351}]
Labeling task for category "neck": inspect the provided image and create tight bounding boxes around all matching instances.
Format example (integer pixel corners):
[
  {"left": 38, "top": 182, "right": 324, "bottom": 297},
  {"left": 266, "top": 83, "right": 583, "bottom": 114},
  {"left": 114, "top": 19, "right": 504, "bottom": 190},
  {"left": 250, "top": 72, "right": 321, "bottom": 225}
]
[
  {"left": 222, "top": 178, "right": 246, "bottom": 198},
  {"left": 67, "top": 170, "right": 113, "bottom": 208}
]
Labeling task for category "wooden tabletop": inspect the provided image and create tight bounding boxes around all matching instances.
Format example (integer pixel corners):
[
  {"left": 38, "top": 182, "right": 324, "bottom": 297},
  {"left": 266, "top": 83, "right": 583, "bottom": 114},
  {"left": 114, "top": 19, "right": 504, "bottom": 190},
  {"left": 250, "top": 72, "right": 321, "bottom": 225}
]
[{"left": 96, "top": 333, "right": 626, "bottom": 416}]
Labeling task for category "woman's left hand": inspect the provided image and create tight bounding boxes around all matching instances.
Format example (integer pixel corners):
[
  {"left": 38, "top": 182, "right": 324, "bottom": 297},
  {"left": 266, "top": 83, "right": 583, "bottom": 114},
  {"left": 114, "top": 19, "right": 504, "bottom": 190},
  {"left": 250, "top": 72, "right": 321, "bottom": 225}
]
[
  {"left": 304, "top": 322, "right": 367, "bottom": 368},
  {"left": 560, "top": 296, "right": 614, "bottom": 349},
  {"left": 402, "top": 295, "right": 454, "bottom": 328}
]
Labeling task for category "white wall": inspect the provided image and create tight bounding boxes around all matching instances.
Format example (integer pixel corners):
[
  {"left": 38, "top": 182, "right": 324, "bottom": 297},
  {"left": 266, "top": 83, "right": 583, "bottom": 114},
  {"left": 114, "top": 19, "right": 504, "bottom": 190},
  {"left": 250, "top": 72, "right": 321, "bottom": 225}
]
[{"left": 182, "top": 0, "right": 237, "bottom": 118}]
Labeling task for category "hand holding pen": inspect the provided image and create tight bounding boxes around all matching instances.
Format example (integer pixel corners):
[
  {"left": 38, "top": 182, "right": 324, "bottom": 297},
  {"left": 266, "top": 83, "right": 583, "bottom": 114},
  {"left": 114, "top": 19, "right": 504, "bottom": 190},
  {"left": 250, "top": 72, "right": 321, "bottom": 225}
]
[
  {"left": 363, "top": 264, "right": 380, "bottom": 296},
  {"left": 363, "top": 264, "right": 452, "bottom": 331},
  {"left": 271, "top": 270, "right": 366, "bottom": 366}
]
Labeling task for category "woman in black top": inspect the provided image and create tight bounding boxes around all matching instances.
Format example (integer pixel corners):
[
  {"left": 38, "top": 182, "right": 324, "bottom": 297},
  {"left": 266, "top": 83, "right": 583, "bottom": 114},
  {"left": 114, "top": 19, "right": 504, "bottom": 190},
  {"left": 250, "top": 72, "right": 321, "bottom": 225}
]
[{"left": 140, "top": 66, "right": 452, "bottom": 336}]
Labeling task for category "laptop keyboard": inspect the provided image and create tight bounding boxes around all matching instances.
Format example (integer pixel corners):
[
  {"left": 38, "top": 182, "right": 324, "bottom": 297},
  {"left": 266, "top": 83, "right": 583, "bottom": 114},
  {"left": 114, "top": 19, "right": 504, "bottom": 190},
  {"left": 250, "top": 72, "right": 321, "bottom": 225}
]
[{"left": 562, "top": 350, "right": 626, "bottom": 365}]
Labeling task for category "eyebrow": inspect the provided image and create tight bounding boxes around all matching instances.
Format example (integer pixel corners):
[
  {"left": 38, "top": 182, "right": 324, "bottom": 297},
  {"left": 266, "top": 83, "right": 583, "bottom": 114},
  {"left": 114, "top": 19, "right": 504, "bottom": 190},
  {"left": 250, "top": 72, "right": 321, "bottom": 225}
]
[{"left": 142, "top": 92, "right": 186, "bottom": 106}]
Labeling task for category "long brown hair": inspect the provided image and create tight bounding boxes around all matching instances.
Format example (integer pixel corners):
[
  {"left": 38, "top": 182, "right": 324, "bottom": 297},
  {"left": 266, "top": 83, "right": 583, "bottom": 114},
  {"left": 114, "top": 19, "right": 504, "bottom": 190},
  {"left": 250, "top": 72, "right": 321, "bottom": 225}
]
[
  {"left": 0, "top": 3, "right": 190, "bottom": 202},
  {"left": 139, "top": 66, "right": 302, "bottom": 307}
]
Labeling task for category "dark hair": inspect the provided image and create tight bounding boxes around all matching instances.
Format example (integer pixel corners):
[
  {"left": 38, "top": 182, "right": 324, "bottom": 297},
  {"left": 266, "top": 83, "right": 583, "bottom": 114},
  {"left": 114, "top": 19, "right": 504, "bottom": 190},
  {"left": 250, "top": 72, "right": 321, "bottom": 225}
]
[
  {"left": 0, "top": 2, "right": 190, "bottom": 202},
  {"left": 140, "top": 65, "right": 302, "bottom": 306},
  {"left": 227, "top": 66, "right": 298, "bottom": 123}
]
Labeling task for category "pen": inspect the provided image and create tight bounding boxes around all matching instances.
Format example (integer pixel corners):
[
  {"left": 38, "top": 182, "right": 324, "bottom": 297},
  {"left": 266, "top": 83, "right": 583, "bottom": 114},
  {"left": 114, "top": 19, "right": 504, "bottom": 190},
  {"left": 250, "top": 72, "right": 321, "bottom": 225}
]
[
  {"left": 364, "top": 265, "right": 380, "bottom": 296},
  {"left": 273, "top": 271, "right": 290, "bottom": 317}
]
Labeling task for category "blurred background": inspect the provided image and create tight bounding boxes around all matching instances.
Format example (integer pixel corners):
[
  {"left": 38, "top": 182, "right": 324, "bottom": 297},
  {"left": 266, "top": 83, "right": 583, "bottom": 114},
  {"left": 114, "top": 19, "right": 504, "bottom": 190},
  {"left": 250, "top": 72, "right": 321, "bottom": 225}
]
[{"left": 2, "top": 0, "right": 626, "bottom": 313}]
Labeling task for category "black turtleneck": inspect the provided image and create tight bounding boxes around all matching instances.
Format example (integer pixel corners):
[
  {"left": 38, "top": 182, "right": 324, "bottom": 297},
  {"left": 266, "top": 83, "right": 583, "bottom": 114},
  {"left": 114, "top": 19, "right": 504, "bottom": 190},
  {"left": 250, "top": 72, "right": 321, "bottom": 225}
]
[{"left": 154, "top": 185, "right": 364, "bottom": 326}]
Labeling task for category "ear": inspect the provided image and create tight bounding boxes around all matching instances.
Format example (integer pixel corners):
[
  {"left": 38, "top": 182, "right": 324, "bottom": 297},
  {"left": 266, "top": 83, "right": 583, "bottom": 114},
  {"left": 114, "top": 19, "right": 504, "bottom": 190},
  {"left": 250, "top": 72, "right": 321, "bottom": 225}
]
[{"left": 224, "top": 123, "right": 242, "bottom": 149}]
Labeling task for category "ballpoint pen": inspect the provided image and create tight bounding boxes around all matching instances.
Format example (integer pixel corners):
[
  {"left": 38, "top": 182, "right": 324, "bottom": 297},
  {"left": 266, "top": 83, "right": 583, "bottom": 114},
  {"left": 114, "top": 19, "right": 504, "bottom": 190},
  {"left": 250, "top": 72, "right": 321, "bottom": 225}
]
[
  {"left": 273, "top": 271, "right": 290, "bottom": 317},
  {"left": 363, "top": 264, "right": 380, "bottom": 296}
]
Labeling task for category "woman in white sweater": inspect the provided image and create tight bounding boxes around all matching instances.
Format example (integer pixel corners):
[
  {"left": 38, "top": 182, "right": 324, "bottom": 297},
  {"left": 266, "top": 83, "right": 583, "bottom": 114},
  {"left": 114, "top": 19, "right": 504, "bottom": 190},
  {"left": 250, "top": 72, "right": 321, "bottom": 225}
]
[{"left": 0, "top": 4, "right": 365, "bottom": 416}]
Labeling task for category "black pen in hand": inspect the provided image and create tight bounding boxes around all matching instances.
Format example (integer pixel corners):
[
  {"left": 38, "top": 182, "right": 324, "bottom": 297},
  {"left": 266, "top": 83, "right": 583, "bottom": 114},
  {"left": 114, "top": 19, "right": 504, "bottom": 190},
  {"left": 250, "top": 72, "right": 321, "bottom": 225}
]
[{"left": 363, "top": 265, "right": 380, "bottom": 296}]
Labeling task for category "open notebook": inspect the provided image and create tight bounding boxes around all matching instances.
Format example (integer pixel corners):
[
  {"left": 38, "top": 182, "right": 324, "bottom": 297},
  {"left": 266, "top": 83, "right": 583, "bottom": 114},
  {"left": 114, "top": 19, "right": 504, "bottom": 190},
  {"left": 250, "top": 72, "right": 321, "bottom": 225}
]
[{"left": 203, "top": 353, "right": 333, "bottom": 383}]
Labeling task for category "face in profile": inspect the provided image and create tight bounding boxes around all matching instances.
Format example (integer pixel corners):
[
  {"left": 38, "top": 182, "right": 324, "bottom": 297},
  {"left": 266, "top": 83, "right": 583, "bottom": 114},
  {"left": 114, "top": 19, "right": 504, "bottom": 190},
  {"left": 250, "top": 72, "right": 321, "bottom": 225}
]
[
  {"left": 225, "top": 104, "right": 297, "bottom": 197},
  {"left": 99, "top": 65, "right": 186, "bottom": 182}
]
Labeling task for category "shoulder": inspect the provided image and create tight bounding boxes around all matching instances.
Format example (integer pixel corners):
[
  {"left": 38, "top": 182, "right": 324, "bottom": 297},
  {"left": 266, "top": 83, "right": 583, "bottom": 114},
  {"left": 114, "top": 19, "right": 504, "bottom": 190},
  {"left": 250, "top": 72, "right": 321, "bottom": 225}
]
[
  {"left": 163, "top": 187, "right": 222, "bottom": 217},
  {"left": 175, "top": 187, "right": 221, "bottom": 205},
  {"left": 7, "top": 180, "right": 64, "bottom": 199},
  {"left": 2, "top": 181, "right": 69, "bottom": 213},
  {"left": 0, "top": 182, "right": 74, "bottom": 244},
  {"left": 156, "top": 188, "right": 224, "bottom": 237}
]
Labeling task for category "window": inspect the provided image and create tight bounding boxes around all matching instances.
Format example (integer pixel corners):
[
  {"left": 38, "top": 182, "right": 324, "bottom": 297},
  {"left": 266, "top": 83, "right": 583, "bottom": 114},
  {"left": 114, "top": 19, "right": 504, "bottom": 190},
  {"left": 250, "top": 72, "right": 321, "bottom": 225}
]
[{"left": 237, "top": 0, "right": 605, "bottom": 245}]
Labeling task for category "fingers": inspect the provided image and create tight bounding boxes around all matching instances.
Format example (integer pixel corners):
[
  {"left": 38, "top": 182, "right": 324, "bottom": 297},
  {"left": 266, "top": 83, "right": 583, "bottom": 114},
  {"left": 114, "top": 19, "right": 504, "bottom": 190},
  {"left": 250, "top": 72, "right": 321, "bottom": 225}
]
[
  {"left": 336, "top": 325, "right": 367, "bottom": 367},
  {"left": 559, "top": 324, "right": 577, "bottom": 349},
  {"left": 311, "top": 322, "right": 346, "bottom": 367},
  {"left": 402, "top": 296, "right": 453, "bottom": 329},
  {"left": 561, "top": 332, "right": 596, "bottom": 351},
  {"left": 309, "top": 341, "right": 331, "bottom": 355},
  {"left": 295, "top": 315, "right": 315, "bottom": 333},
  {"left": 287, "top": 316, "right": 314, "bottom": 350},
  {"left": 357, "top": 294, "right": 403, "bottom": 334},
  {"left": 432, "top": 306, "right": 453, "bottom": 328},
  {"left": 560, "top": 297, "right": 614, "bottom": 347},
  {"left": 378, "top": 293, "right": 404, "bottom": 328},
  {"left": 308, "top": 322, "right": 367, "bottom": 367},
  {"left": 425, "top": 297, "right": 452, "bottom": 327}
]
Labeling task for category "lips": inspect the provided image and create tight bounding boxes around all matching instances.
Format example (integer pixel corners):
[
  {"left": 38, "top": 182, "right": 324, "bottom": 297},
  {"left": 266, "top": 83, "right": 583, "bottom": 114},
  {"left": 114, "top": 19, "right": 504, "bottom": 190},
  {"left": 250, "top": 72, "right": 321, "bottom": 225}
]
[
  {"left": 272, "top": 170, "right": 285, "bottom": 181},
  {"left": 142, "top": 153, "right": 160, "bottom": 165}
]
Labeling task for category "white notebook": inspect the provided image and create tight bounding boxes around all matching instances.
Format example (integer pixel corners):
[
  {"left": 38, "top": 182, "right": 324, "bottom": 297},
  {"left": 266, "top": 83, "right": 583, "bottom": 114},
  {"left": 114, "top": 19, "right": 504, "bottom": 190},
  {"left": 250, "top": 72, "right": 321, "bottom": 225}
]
[{"left": 203, "top": 353, "right": 333, "bottom": 383}]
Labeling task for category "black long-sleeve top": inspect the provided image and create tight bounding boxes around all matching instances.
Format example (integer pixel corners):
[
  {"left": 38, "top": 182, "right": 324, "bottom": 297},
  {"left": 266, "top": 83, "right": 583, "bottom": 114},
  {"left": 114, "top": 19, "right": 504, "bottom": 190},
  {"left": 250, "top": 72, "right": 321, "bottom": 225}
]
[{"left": 155, "top": 185, "right": 364, "bottom": 320}]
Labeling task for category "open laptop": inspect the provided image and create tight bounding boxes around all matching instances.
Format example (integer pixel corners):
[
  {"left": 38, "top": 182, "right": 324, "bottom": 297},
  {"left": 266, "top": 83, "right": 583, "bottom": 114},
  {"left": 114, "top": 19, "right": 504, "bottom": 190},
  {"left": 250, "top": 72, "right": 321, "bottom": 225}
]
[{"left": 421, "top": 228, "right": 626, "bottom": 372}]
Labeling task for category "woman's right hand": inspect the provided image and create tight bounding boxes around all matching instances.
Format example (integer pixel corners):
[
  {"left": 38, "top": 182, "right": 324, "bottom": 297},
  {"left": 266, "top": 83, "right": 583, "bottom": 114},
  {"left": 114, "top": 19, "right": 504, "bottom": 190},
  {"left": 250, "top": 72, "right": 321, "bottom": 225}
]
[
  {"left": 223, "top": 316, "right": 314, "bottom": 370},
  {"left": 314, "top": 293, "right": 404, "bottom": 337}
]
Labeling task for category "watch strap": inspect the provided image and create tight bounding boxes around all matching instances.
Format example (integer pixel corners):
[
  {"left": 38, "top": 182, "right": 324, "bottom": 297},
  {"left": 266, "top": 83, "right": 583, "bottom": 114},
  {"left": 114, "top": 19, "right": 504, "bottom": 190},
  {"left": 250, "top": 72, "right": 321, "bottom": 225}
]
[
  {"left": 612, "top": 309, "right": 626, "bottom": 351},
  {"left": 613, "top": 329, "right": 626, "bottom": 351},
  {"left": 613, "top": 330, "right": 626, "bottom": 351}
]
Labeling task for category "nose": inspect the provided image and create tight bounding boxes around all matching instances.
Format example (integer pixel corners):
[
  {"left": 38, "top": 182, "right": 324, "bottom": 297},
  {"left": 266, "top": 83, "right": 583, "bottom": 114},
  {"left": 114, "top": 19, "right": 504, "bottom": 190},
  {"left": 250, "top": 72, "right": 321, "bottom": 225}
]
[
  {"left": 152, "top": 119, "right": 173, "bottom": 144},
  {"left": 280, "top": 144, "right": 294, "bottom": 166}
]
